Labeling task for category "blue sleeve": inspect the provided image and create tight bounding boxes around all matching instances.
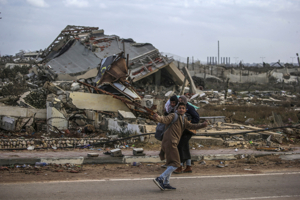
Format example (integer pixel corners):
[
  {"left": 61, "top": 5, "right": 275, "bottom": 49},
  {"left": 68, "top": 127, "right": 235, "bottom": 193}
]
[{"left": 187, "top": 104, "right": 200, "bottom": 124}]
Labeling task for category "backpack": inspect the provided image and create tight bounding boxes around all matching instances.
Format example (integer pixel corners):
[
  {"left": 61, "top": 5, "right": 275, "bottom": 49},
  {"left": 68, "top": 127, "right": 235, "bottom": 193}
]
[{"left": 155, "top": 113, "right": 185, "bottom": 141}]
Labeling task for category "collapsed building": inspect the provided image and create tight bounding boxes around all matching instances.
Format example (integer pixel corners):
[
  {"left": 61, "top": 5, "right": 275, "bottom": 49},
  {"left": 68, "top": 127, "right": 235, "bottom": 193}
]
[{"left": 0, "top": 25, "right": 299, "bottom": 151}]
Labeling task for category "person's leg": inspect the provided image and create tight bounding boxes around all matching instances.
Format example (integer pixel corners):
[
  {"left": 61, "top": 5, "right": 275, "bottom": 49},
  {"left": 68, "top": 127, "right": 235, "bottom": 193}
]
[
  {"left": 159, "top": 166, "right": 177, "bottom": 182},
  {"left": 186, "top": 159, "right": 191, "bottom": 166},
  {"left": 174, "top": 136, "right": 185, "bottom": 174},
  {"left": 161, "top": 166, "right": 177, "bottom": 190},
  {"left": 183, "top": 159, "right": 192, "bottom": 173},
  {"left": 154, "top": 166, "right": 177, "bottom": 190}
]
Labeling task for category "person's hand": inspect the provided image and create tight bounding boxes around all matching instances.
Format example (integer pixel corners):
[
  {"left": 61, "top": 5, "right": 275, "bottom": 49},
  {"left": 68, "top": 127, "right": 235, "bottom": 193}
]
[
  {"left": 153, "top": 113, "right": 159, "bottom": 120},
  {"left": 202, "top": 121, "right": 208, "bottom": 128}
]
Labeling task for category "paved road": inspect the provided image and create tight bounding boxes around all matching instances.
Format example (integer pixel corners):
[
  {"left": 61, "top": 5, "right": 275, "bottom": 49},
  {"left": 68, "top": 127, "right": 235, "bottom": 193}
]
[{"left": 1, "top": 172, "right": 300, "bottom": 200}]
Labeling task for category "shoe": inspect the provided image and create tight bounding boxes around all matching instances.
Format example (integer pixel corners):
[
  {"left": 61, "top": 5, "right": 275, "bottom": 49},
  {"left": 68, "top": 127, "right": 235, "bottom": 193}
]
[
  {"left": 161, "top": 164, "right": 167, "bottom": 168},
  {"left": 164, "top": 184, "right": 176, "bottom": 191},
  {"left": 153, "top": 177, "right": 165, "bottom": 191},
  {"left": 183, "top": 165, "right": 192, "bottom": 173},
  {"left": 173, "top": 166, "right": 183, "bottom": 174}
]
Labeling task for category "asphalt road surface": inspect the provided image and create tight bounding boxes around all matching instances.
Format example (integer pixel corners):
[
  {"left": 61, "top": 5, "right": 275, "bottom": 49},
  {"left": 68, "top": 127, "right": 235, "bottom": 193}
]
[{"left": 1, "top": 172, "right": 300, "bottom": 200}]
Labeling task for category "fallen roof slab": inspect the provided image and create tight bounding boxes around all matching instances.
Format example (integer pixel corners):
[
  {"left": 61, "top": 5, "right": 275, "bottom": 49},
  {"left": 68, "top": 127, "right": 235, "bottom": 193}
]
[
  {"left": 46, "top": 40, "right": 101, "bottom": 75},
  {"left": 69, "top": 92, "right": 130, "bottom": 112}
]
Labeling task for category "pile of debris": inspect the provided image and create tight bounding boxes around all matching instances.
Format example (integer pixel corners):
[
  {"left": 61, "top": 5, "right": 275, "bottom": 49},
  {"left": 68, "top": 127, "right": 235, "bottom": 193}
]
[{"left": 0, "top": 25, "right": 299, "bottom": 152}]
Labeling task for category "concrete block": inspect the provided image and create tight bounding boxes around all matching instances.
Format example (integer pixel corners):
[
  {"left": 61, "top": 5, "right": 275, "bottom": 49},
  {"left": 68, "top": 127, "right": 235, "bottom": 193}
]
[
  {"left": 133, "top": 148, "right": 145, "bottom": 156},
  {"left": 110, "top": 149, "right": 122, "bottom": 157},
  {"left": 0, "top": 116, "right": 17, "bottom": 131}
]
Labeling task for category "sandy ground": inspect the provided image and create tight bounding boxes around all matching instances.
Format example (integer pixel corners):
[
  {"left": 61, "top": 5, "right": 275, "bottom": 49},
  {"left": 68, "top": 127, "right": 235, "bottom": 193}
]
[{"left": 1, "top": 155, "right": 299, "bottom": 183}]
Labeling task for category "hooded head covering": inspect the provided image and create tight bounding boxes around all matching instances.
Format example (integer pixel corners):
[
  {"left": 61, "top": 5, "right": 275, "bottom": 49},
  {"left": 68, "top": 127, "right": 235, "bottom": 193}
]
[{"left": 179, "top": 95, "right": 188, "bottom": 105}]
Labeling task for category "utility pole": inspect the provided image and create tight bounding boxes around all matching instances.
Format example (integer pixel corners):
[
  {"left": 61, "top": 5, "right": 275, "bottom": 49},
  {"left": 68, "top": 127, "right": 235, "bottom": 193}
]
[
  {"left": 260, "top": 57, "right": 265, "bottom": 63},
  {"left": 290, "top": 57, "right": 295, "bottom": 65}
]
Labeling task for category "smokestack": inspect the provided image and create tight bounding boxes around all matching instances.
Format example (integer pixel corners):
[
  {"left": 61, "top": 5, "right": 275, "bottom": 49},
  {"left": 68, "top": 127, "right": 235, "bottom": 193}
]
[
  {"left": 218, "top": 41, "right": 219, "bottom": 65},
  {"left": 229, "top": 57, "right": 230, "bottom": 64},
  {"left": 297, "top": 53, "right": 300, "bottom": 67}
]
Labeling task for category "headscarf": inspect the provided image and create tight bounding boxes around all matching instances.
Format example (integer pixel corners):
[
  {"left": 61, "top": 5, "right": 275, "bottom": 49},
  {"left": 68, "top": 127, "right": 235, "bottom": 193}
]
[{"left": 179, "top": 95, "right": 188, "bottom": 105}]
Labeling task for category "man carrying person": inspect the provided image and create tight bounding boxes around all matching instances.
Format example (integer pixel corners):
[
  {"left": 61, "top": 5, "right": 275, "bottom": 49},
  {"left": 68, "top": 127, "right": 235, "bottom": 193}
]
[
  {"left": 152, "top": 102, "right": 207, "bottom": 191},
  {"left": 174, "top": 95, "right": 200, "bottom": 174}
]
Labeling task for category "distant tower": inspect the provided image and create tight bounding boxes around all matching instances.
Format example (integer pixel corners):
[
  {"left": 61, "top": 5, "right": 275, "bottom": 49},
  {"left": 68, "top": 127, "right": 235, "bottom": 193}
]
[{"left": 218, "top": 41, "right": 219, "bottom": 65}]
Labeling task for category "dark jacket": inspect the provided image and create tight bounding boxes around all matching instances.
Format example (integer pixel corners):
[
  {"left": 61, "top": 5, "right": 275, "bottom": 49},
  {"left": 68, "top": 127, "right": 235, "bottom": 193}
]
[{"left": 186, "top": 103, "right": 200, "bottom": 124}]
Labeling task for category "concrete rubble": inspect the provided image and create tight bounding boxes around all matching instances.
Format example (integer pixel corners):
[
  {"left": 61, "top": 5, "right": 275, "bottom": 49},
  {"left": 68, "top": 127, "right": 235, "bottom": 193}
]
[{"left": 0, "top": 25, "right": 300, "bottom": 155}]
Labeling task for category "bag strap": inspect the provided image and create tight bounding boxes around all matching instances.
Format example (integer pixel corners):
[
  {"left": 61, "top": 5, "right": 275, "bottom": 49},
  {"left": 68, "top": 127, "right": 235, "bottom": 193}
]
[{"left": 165, "top": 113, "right": 178, "bottom": 131}]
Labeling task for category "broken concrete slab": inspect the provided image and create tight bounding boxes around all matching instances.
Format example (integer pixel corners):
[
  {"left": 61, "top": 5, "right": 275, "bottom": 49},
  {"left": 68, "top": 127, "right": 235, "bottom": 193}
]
[
  {"left": 182, "top": 66, "right": 197, "bottom": 94},
  {"left": 17, "top": 91, "right": 35, "bottom": 109},
  {"left": 164, "top": 62, "right": 186, "bottom": 86},
  {"left": 40, "top": 157, "right": 84, "bottom": 165},
  {"left": 279, "top": 154, "right": 300, "bottom": 160},
  {"left": 0, "top": 106, "right": 47, "bottom": 119},
  {"left": 105, "top": 118, "right": 143, "bottom": 134},
  {"left": 203, "top": 154, "right": 237, "bottom": 161},
  {"left": 46, "top": 101, "right": 68, "bottom": 131},
  {"left": 118, "top": 110, "right": 136, "bottom": 120},
  {"left": 69, "top": 92, "right": 130, "bottom": 112},
  {"left": 190, "top": 136, "right": 224, "bottom": 146}
]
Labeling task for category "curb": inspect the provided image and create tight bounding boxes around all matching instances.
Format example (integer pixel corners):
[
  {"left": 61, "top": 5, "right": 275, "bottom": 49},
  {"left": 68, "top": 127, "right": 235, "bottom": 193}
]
[{"left": 1, "top": 151, "right": 300, "bottom": 166}]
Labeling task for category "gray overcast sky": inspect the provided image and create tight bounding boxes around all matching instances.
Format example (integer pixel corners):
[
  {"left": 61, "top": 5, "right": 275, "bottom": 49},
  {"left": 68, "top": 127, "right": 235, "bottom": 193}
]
[{"left": 0, "top": 0, "right": 299, "bottom": 63}]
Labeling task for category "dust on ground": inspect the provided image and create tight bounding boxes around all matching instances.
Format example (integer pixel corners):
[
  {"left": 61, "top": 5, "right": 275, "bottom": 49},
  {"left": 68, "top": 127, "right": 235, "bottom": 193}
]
[{"left": 1, "top": 155, "right": 299, "bottom": 184}]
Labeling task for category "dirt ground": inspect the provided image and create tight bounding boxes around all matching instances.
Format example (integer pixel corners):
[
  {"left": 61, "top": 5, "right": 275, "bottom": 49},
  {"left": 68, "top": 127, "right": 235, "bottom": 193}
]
[{"left": 1, "top": 155, "right": 299, "bottom": 183}]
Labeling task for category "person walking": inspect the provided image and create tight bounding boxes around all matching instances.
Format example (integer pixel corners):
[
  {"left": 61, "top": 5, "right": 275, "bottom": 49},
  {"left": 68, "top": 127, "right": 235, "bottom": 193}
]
[
  {"left": 152, "top": 102, "right": 207, "bottom": 191},
  {"left": 174, "top": 95, "right": 200, "bottom": 174}
]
